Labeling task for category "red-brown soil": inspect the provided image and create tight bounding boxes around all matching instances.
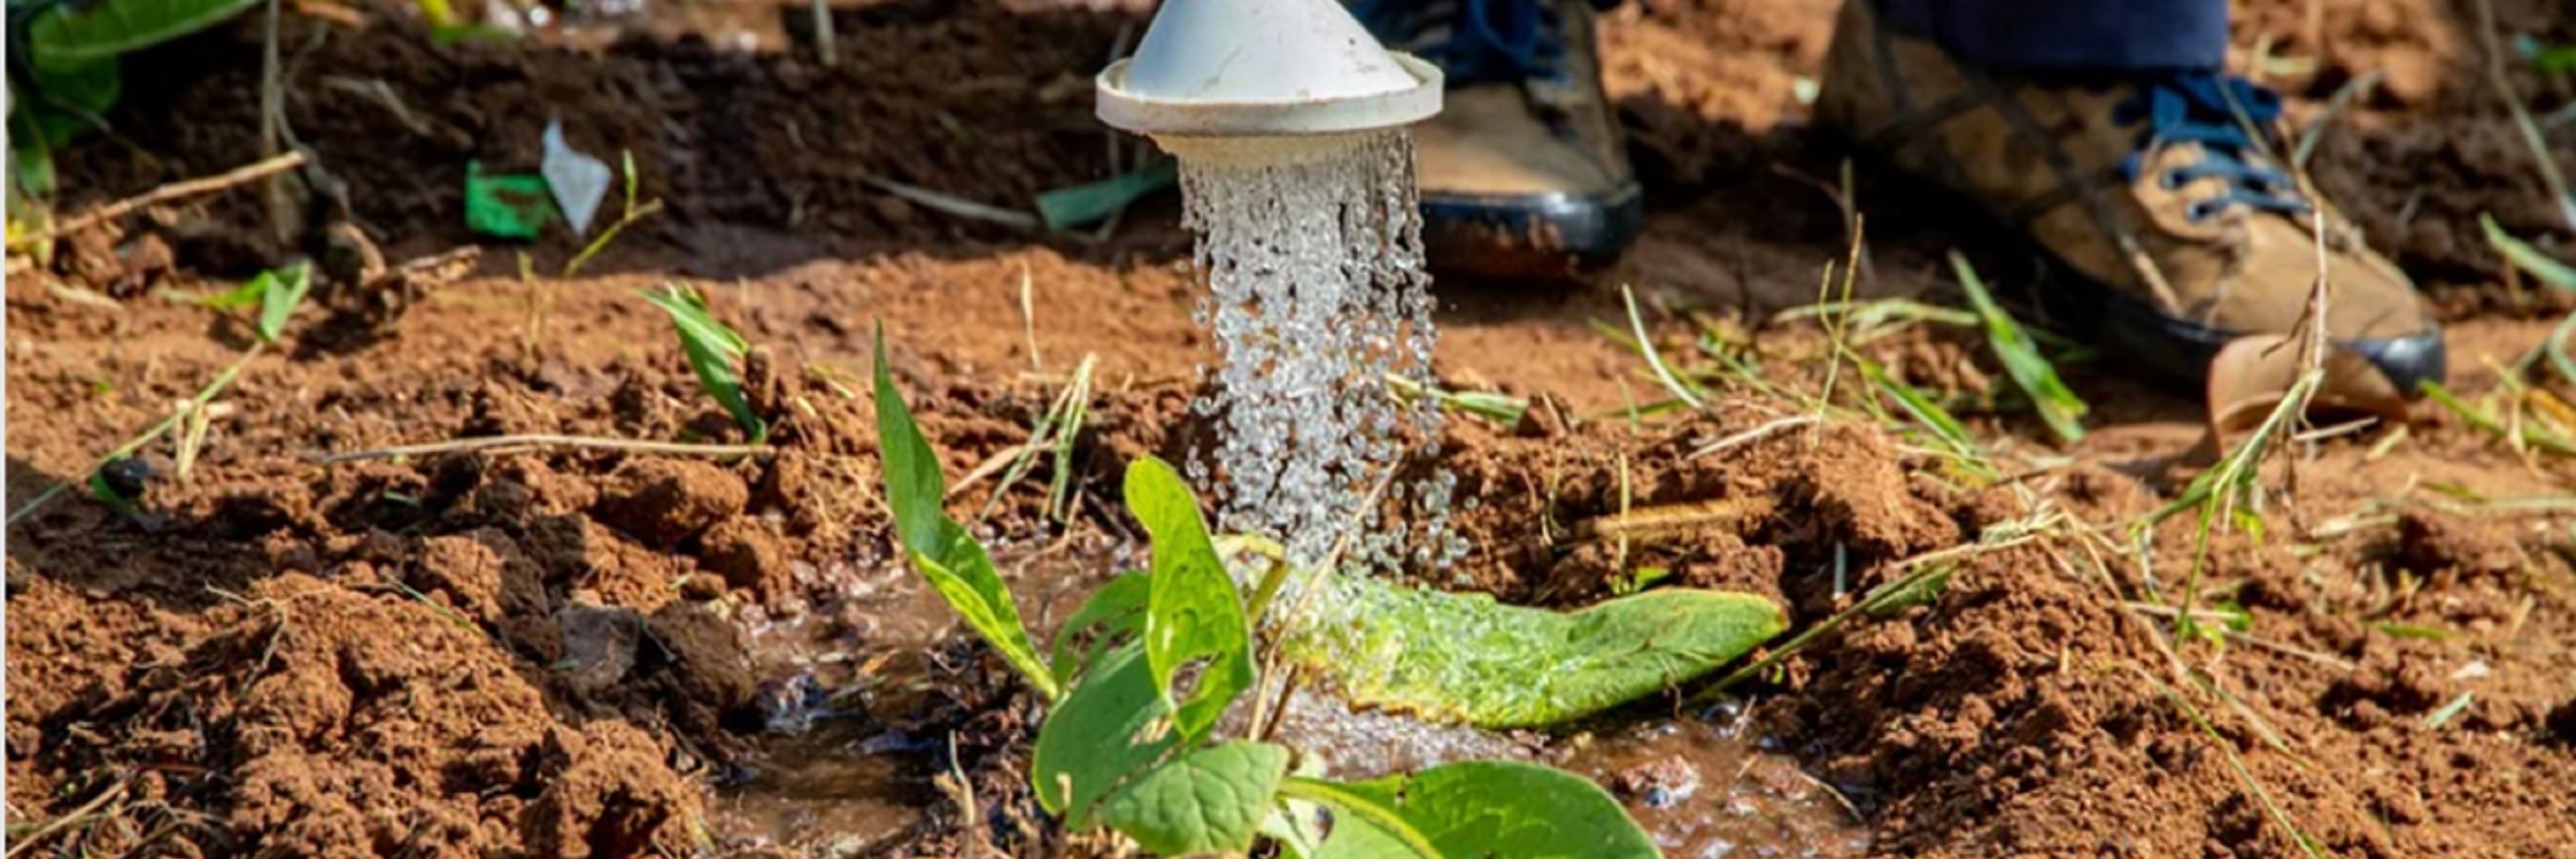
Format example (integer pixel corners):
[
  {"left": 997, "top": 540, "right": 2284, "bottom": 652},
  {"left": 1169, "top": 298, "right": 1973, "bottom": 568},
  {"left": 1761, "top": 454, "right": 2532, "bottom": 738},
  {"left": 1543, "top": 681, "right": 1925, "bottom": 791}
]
[{"left": 8, "top": 0, "right": 2575, "bottom": 857}]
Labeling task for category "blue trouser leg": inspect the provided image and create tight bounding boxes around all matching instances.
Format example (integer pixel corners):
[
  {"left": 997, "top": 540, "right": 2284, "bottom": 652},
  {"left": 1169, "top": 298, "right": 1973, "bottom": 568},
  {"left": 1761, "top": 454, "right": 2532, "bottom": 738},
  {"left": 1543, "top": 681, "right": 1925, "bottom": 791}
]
[{"left": 1878, "top": 0, "right": 2229, "bottom": 72}]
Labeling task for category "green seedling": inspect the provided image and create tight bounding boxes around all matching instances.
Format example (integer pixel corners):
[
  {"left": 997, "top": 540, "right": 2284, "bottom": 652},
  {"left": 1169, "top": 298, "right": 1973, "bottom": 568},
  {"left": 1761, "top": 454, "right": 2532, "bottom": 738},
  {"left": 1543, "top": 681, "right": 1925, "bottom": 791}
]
[
  {"left": 171, "top": 260, "right": 310, "bottom": 343},
  {"left": 2137, "top": 364, "right": 2316, "bottom": 639},
  {"left": 645, "top": 284, "right": 768, "bottom": 445},
  {"left": 8, "top": 262, "right": 310, "bottom": 524},
  {"left": 1950, "top": 253, "right": 2088, "bottom": 443},
  {"left": 1610, "top": 566, "right": 1670, "bottom": 597},
  {"left": 871, "top": 329, "right": 1784, "bottom": 856},
  {"left": 564, "top": 151, "right": 663, "bottom": 277},
  {"left": 1384, "top": 373, "right": 1529, "bottom": 426}
]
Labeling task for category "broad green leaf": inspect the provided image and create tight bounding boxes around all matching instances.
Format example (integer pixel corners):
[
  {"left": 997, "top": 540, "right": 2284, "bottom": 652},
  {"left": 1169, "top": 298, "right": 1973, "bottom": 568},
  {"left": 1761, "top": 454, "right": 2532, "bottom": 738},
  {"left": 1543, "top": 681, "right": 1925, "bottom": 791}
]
[
  {"left": 1030, "top": 643, "right": 1177, "bottom": 827},
  {"left": 2485, "top": 214, "right": 2576, "bottom": 292},
  {"left": 28, "top": 58, "right": 121, "bottom": 119},
  {"left": 1124, "top": 457, "right": 1254, "bottom": 744},
  {"left": 870, "top": 331, "right": 1056, "bottom": 698},
  {"left": 1096, "top": 741, "right": 1288, "bottom": 856},
  {"left": 1281, "top": 575, "right": 1784, "bottom": 728},
  {"left": 1286, "top": 761, "right": 1658, "bottom": 859},
  {"left": 1050, "top": 571, "right": 1150, "bottom": 689},
  {"left": 464, "top": 161, "right": 557, "bottom": 240},
  {"left": 646, "top": 284, "right": 767, "bottom": 444},
  {"left": 8, "top": 96, "right": 57, "bottom": 202},
  {"left": 1035, "top": 160, "right": 1176, "bottom": 230},
  {"left": 256, "top": 261, "right": 310, "bottom": 343},
  {"left": 1951, "top": 253, "right": 2087, "bottom": 443},
  {"left": 25, "top": 0, "right": 263, "bottom": 69}
]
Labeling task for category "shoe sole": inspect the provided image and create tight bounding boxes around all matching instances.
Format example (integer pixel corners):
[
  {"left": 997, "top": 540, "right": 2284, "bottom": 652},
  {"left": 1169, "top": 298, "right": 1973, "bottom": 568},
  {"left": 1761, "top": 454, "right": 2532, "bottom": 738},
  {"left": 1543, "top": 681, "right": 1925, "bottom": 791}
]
[{"left": 1419, "top": 181, "right": 1645, "bottom": 280}]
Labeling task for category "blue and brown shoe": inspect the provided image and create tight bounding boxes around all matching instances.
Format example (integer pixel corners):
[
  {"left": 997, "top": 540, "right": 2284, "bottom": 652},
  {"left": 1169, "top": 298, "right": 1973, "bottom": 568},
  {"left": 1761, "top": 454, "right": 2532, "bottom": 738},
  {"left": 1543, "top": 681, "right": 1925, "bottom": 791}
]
[
  {"left": 1815, "top": 0, "right": 2445, "bottom": 410},
  {"left": 1356, "top": 0, "right": 1643, "bottom": 279}
]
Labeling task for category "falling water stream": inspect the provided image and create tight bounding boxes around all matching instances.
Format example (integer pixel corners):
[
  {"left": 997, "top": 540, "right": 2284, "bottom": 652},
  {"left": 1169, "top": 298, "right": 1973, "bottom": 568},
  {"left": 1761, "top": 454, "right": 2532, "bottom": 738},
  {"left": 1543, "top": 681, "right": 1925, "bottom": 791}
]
[{"left": 1168, "top": 130, "right": 1463, "bottom": 581}]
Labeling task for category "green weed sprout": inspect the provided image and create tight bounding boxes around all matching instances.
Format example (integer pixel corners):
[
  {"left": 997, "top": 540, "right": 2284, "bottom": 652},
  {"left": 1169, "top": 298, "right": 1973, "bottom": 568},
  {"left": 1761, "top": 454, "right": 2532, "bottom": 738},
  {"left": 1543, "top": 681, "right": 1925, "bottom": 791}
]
[
  {"left": 870, "top": 328, "right": 1788, "bottom": 857},
  {"left": 564, "top": 151, "right": 663, "bottom": 278},
  {"left": 8, "top": 262, "right": 311, "bottom": 524},
  {"left": 644, "top": 284, "right": 767, "bottom": 445},
  {"left": 1950, "top": 253, "right": 2089, "bottom": 443}
]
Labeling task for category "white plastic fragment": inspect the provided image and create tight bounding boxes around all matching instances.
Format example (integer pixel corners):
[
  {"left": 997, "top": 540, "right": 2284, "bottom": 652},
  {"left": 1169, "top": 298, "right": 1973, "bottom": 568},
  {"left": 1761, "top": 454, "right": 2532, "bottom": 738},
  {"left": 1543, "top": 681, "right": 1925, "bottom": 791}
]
[{"left": 541, "top": 120, "right": 612, "bottom": 236}]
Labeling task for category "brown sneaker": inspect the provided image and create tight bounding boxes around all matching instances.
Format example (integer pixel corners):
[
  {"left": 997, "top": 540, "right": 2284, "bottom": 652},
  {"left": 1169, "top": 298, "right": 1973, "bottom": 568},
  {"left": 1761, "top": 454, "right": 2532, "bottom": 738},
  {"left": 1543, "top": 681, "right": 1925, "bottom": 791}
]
[{"left": 1813, "top": 0, "right": 2444, "bottom": 399}]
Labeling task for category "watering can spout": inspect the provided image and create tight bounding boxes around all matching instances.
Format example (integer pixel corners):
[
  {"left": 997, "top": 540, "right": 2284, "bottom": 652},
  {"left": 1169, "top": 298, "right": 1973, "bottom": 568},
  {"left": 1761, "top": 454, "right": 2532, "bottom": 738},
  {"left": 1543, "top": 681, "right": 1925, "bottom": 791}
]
[{"left": 1096, "top": 0, "right": 1442, "bottom": 139}]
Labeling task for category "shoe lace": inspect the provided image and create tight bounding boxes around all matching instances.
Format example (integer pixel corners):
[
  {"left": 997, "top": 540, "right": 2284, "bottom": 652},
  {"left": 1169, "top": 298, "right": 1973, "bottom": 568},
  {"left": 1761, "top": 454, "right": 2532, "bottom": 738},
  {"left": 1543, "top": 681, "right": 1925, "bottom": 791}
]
[
  {"left": 2110, "top": 72, "right": 2312, "bottom": 223},
  {"left": 1351, "top": 0, "right": 1566, "bottom": 85}
]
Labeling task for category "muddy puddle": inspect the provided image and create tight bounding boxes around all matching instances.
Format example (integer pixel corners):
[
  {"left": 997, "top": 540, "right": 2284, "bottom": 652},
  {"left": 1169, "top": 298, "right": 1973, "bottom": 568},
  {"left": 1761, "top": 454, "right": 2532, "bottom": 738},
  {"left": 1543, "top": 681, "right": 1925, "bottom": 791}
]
[{"left": 710, "top": 546, "right": 1866, "bottom": 857}]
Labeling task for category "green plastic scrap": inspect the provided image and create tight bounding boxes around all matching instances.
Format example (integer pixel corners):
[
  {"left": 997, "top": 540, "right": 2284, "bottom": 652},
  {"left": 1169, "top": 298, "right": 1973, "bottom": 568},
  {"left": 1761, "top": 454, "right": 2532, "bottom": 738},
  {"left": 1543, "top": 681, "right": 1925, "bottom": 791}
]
[{"left": 464, "top": 161, "right": 558, "bottom": 240}]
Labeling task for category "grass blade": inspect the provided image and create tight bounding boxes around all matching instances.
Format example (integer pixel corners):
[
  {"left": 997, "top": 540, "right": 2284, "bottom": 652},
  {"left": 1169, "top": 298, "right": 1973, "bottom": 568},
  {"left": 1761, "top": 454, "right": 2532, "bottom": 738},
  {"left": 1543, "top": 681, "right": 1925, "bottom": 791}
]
[
  {"left": 2482, "top": 214, "right": 2576, "bottom": 292},
  {"left": 643, "top": 283, "right": 767, "bottom": 444},
  {"left": 1950, "top": 253, "right": 2087, "bottom": 442}
]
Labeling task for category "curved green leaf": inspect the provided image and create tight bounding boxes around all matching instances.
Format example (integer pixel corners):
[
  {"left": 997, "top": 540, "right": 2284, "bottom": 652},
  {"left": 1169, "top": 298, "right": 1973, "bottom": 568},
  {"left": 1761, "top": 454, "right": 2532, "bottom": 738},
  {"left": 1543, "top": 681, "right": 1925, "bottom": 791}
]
[
  {"left": 255, "top": 261, "right": 309, "bottom": 343},
  {"left": 1286, "top": 761, "right": 1657, "bottom": 859},
  {"left": 1030, "top": 643, "right": 1176, "bottom": 827},
  {"left": 26, "top": 0, "right": 265, "bottom": 69},
  {"left": 873, "top": 330, "right": 1056, "bottom": 698},
  {"left": 1097, "top": 740, "right": 1288, "bottom": 856},
  {"left": 1124, "top": 457, "right": 1255, "bottom": 745},
  {"left": 645, "top": 284, "right": 766, "bottom": 444},
  {"left": 1284, "top": 575, "right": 1784, "bottom": 728},
  {"left": 1952, "top": 252, "right": 2088, "bottom": 443},
  {"left": 2485, "top": 214, "right": 2576, "bottom": 292},
  {"left": 28, "top": 58, "right": 121, "bottom": 119}
]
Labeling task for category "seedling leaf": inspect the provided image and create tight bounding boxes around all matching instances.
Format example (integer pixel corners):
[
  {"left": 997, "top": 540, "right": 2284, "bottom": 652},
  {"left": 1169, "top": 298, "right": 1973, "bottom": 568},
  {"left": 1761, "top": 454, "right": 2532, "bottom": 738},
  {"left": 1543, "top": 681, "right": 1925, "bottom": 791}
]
[
  {"left": 1030, "top": 643, "right": 1176, "bottom": 826},
  {"left": 2484, "top": 213, "right": 2576, "bottom": 292},
  {"left": 1125, "top": 456, "right": 1255, "bottom": 744},
  {"left": 871, "top": 330, "right": 1057, "bottom": 698},
  {"left": 646, "top": 284, "right": 767, "bottom": 444},
  {"left": 1096, "top": 740, "right": 1288, "bottom": 856},
  {"left": 1951, "top": 253, "right": 2088, "bottom": 442},
  {"left": 188, "top": 269, "right": 275, "bottom": 310},
  {"left": 256, "top": 261, "right": 310, "bottom": 343},
  {"left": 1284, "top": 575, "right": 1783, "bottom": 727},
  {"left": 1285, "top": 761, "right": 1658, "bottom": 859}
]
